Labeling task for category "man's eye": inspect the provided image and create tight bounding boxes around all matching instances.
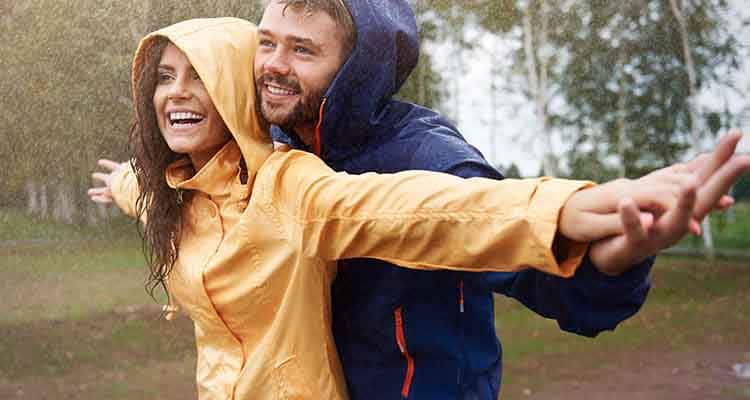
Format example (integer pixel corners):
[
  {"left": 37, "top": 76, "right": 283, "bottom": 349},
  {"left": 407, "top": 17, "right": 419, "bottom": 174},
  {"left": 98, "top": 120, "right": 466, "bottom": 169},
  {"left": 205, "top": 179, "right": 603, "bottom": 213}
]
[{"left": 294, "top": 46, "right": 312, "bottom": 55}]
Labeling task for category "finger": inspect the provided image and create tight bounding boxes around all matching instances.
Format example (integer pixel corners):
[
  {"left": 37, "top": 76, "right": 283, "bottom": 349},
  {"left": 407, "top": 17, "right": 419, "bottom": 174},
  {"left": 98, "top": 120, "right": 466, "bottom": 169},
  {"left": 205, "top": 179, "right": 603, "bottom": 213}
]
[
  {"left": 654, "top": 176, "right": 698, "bottom": 243},
  {"left": 689, "top": 219, "right": 702, "bottom": 236},
  {"left": 715, "top": 195, "right": 735, "bottom": 210},
  {"left": 97, "top": 159, "right": 123, "bottom": 172},
  {"left": 619, "top": 198, "right": 649, "bottom": 244},
  {"left": 90, "top": 196, "right": 113, "bottom": 204},
  {"left": 87, "top": 187, "right": 106, "bottom": 196},
  {"left": 566, "top": 213, "right": 620, "bottom": 242},
  {"left": 92, "top": 172, "right": 111, "bottom": 184},
  {"left": 690, "top": 131, "right": 743, "bottom": 184},
  {"left": 629, "top": 177, "right": 693, "bottom": 215},
  {"left": 694, "top": 154, "right": 750, "bottom": 218}
]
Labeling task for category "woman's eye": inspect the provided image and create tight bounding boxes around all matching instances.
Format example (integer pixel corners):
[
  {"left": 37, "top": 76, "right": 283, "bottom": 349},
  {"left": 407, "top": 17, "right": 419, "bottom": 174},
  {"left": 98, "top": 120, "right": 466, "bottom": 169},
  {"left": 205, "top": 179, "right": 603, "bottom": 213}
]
[
  {"left": 295, "top": 46, "right": 311, "bottom": 55},
  {"left": 157, "top": 73, "right": 173, "bottom": 83},
  {"left": 259, "top": 39, "right": 275, "bottom": 48}
]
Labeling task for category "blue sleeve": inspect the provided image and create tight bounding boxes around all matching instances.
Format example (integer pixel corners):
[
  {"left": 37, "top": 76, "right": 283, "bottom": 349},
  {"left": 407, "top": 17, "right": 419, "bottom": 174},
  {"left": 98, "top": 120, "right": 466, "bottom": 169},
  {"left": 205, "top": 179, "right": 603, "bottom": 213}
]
[
  {"left": 447, "top": 162, "right": 654, "bottom": 338},
  {"left": 484, "top": 256, "right": 653, "bottom": 337}
]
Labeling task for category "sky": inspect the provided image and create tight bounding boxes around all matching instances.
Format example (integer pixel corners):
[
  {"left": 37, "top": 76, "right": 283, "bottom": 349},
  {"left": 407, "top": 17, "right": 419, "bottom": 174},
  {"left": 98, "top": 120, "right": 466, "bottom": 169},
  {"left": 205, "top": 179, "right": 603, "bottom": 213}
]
[{"left": 430, "top": 1, "right": 750, "bottom": 177}]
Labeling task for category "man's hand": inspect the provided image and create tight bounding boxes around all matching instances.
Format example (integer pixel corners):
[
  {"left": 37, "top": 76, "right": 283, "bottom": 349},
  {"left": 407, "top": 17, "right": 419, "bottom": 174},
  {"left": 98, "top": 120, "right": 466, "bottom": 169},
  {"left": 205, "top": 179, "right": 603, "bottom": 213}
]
[
  {"left": 87, "top": 159, "right": 128, "bottom": 204},
  {"left": 589, "top": 132, "right": 750, "bottom": 275}
]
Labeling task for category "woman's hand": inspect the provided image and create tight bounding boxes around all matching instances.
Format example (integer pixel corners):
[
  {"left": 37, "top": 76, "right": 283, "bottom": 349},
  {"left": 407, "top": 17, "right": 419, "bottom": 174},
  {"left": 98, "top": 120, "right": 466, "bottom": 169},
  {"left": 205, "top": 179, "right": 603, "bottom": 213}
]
[{"left": 87, "top": 159, "right": 128, "bottom": 204}]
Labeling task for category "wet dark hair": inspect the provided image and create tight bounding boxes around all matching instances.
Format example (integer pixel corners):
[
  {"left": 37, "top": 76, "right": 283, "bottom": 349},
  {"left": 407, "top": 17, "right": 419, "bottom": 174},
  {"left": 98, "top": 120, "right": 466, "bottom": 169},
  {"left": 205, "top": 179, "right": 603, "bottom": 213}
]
[{"left": 129, "top": 37, "right": 183, "bottom": 297}]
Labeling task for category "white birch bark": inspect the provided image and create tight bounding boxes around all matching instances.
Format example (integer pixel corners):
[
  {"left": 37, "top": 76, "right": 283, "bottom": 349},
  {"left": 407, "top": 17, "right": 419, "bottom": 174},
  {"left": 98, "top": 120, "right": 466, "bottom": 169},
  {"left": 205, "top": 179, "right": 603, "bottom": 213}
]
[
  {"left": 669, "top": 0, "right": 715, "bottom": 259},
  {"left": 617, "top": 50, "right": 628, "bottom": 178},
  {"left": 523, "top": 0, "right": 557, "bottom": 176}
]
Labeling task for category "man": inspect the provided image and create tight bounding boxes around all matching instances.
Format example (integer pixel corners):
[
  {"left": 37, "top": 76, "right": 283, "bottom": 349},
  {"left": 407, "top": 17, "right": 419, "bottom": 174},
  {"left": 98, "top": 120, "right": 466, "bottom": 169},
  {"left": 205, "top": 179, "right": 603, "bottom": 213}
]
[{"left": 254, "top": 1, "right": 747, "bottom": 398}]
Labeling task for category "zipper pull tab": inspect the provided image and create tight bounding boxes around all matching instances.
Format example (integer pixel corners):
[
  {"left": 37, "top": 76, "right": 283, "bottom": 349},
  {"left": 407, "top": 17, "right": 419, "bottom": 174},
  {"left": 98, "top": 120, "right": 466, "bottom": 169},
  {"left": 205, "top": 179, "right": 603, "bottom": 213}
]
[{"left": 459, "top": 280, "right": 465, "bottom": 313}]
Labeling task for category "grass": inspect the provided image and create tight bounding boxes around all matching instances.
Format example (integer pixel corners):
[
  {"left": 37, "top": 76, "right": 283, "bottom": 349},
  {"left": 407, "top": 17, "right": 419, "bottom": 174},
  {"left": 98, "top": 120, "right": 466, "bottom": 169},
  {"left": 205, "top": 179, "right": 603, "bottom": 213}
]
[
  {"left": 0, "top": 208, "right": 194, "bottom": 399},
  {"left": 679, "top": 201, "right": 750, "bottom": 250}
]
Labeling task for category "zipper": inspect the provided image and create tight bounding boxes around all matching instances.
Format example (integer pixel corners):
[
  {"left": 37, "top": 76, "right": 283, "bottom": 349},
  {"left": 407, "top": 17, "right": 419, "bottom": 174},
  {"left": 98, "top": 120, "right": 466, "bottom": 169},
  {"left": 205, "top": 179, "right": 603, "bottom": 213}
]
[
  {"left": 313, "top": 98, "right": 327, "bottom": 156},
  {"left": 394, "top": 307, "right": 414, "bottom": 398}
]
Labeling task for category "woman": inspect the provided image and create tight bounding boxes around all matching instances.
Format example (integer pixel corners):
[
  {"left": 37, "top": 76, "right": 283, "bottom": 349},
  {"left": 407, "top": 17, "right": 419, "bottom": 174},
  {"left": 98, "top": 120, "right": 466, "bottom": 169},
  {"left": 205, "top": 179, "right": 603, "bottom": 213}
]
[{"left": 88, "top": 17, "right": 729, "bottom": 399}]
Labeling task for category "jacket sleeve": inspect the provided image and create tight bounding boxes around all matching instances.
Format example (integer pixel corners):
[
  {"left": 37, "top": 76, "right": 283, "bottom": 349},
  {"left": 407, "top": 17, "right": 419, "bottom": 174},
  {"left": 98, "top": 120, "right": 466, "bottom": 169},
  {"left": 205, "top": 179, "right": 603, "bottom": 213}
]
[
  {"left": 261, "top": 150, "right": 592, "bottom": 278},
  {"left": 109, "top": 163, "right": 143, "bottom": 222},
  {"left": 484, "top": 256, "right": 653, "bottom": 337},
  {"left": 447, "top": 162, "right": 654, "bottom": 337}
]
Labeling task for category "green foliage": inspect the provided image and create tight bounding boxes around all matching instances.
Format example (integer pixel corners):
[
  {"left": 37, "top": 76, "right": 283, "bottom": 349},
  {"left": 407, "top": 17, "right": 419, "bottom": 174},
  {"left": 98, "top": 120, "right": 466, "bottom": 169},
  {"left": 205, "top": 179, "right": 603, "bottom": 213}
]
[
  {"left": 733, "top": 174, "right": 750, "bottom": 201},
  {"left": 446, "top": 0, "right": 744, "bottom": 177},
  {"left": 553, "top": 0, "right": 742, "bottom": 175},
  {"left": 395, "top": 1, "right": 446, "bottom": 108},
  {"left": 680, "top": 201, "right": 750, "bottom": 249},
  {"left": 498, "top": 162, "right": 522, "bottom": 178}
]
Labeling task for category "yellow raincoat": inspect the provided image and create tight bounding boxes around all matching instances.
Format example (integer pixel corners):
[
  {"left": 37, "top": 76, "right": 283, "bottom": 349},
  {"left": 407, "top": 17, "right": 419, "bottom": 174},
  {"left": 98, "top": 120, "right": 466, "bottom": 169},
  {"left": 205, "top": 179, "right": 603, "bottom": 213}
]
[{"left": 112, "top": 18, "right": 592, "bottom": 400}]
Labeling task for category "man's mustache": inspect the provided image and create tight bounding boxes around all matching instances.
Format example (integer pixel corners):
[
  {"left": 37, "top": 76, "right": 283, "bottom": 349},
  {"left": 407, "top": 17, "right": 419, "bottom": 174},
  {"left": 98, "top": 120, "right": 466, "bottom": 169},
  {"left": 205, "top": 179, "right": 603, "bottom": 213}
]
[{"left": 258, "top": 74, "right": 302, "bottom": 93}]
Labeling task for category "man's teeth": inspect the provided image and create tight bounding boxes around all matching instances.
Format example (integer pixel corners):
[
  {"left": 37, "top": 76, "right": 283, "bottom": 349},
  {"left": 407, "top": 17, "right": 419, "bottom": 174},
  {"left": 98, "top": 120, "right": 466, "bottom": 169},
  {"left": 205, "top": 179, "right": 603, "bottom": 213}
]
[{"left": 267, "top": 85, "right": 296, "bottom": 95}]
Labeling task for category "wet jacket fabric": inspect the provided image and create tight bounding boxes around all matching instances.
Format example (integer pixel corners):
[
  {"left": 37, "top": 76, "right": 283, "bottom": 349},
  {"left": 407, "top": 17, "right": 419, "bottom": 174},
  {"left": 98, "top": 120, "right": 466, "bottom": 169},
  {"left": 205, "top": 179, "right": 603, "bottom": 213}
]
[
  {"left": 270, "top": 1, "right": 654, "bottom": 399},
  {"left": 113, "top": 18, "right": 594, "bottom": 400}
]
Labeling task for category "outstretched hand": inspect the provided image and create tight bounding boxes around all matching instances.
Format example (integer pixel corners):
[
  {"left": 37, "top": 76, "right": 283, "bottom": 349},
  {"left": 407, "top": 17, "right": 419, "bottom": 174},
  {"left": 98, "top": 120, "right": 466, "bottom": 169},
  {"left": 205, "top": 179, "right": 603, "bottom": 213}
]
[
  {"left": 589, "top": 132, "right": 750, "bottom": 275},
  {"left": 87, "top": 159, "right": 128, "bottom": 204}
]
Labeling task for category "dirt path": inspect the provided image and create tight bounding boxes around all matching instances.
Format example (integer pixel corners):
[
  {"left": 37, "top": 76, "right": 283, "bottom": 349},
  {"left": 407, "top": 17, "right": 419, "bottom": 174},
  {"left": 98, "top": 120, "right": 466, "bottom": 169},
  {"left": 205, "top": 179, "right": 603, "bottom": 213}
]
[{"left": 506, "top": 346, "right": 750, "bottom": 400}]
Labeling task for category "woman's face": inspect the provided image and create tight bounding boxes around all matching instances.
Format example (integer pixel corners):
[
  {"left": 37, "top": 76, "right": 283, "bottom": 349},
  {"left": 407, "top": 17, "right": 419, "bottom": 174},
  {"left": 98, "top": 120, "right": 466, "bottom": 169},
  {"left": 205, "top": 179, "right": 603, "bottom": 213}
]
[{"left": 153, "top": 43, "right": 230, "bottom": 170}]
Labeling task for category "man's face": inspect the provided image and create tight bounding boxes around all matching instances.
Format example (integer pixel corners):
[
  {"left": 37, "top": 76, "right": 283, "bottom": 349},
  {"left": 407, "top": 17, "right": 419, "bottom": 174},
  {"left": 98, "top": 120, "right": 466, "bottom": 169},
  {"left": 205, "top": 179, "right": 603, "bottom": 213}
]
[{"left": 255, "top": 1, "right": 348, "bottom": 137}]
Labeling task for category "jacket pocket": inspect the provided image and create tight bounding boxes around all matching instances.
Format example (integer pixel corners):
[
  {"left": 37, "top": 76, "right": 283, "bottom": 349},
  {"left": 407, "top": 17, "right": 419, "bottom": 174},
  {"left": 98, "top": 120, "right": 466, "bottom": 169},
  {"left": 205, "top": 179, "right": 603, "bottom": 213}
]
[
  {"left": 273, "top": 355, "right": 313, "bottom": 400},
  {"left": 394, "top": 307, "right": 414, "bottom": 399}
]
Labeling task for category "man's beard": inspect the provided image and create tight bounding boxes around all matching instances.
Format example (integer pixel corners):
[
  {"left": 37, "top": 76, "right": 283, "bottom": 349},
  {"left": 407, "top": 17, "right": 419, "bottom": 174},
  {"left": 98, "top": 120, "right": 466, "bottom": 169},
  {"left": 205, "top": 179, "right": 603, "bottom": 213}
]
[{"left": 256, "top": 73, "right": 324, "bottom": 135}]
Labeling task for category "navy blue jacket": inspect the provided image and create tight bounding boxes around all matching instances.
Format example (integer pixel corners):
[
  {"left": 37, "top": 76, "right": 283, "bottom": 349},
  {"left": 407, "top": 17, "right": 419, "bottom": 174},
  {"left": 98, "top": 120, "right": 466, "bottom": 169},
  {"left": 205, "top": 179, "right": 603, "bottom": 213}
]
[{"left": 271, "top": 1, "right": 654, "bottom": 398}]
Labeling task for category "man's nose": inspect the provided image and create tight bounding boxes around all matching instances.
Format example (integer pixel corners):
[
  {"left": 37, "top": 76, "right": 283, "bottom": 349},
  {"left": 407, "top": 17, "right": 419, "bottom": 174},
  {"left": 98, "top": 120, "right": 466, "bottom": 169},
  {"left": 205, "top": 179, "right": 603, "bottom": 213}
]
[{"left": 263, "top": 49, "right": 291, "bottom": 75}]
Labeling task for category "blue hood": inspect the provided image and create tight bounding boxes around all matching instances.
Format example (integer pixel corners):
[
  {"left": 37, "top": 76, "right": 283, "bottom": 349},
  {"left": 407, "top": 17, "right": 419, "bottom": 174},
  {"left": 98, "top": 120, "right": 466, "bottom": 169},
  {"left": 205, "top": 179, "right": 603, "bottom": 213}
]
[{"left": 272, "top": 0, "right": 420, "bottom": 161}]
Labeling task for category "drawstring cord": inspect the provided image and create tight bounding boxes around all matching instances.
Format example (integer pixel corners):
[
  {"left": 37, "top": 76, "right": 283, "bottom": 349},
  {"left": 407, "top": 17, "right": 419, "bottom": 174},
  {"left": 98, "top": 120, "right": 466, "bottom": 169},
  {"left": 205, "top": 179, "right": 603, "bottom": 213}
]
[{"left": 162, "top": 289, "right": 179, "bottom": 321}]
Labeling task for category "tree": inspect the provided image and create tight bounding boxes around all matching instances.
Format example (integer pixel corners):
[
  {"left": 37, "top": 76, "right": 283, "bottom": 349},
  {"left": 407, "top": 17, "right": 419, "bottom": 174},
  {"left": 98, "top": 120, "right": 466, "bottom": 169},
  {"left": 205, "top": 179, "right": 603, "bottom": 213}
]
[{"left": 668, "top": 0, "right": 715, "bottom": 257}]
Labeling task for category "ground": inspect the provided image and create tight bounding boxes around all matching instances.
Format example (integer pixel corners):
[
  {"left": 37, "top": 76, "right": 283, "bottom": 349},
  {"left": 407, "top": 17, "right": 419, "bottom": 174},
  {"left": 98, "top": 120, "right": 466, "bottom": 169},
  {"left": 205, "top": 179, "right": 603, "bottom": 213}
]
[{"left": 0, "top": 231, "right": 748, "bottom": 399}]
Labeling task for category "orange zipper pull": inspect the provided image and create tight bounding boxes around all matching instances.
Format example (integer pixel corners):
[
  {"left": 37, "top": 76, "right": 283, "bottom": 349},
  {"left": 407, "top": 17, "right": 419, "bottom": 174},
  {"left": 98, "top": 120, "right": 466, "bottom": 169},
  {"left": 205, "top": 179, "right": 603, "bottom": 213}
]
[{"left": 459, "top": 280, "right": 465, "bottom": 313}]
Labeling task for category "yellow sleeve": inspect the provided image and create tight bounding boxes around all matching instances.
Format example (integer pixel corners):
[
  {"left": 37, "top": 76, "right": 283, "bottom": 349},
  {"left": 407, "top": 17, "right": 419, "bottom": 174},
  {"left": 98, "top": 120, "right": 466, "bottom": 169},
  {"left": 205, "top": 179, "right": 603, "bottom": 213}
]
[
  {"left": 262, "top": 150, "right": 592, "bottom": 278},
  {"left": 110, "top": 163, "right": 143, "bottom": 222}
]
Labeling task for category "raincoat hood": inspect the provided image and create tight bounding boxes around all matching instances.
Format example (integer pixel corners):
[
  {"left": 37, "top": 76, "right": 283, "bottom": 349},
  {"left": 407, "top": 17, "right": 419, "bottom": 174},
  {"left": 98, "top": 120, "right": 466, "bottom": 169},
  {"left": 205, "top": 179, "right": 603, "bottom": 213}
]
[
  {"left": 272, "top": 0, "right": 420, "bottom": 161},
  {"left": 132, "top": 18, "right": 273, "bottom": 172}
]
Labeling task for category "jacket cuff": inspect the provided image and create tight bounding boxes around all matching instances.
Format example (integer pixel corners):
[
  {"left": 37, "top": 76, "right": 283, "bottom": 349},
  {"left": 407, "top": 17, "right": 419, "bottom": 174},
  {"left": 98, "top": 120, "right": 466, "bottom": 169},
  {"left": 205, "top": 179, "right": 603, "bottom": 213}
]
[
  {"left": 576, "top": 253, "right": 654, "bottom": 296},
  {"left": 529, "top": 178, "right": 595, "bottom": 278}
]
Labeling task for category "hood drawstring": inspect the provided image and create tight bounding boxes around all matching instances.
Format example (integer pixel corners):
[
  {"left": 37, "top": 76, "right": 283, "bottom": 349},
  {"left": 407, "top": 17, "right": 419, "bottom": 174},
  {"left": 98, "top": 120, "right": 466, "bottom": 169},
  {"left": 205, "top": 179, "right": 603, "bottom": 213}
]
[
  {"left": 162, "top": 288, "right": 180, "bottom": 321},
  {"left": 313, "top": 98, "right": 327, "bottom": 156}
]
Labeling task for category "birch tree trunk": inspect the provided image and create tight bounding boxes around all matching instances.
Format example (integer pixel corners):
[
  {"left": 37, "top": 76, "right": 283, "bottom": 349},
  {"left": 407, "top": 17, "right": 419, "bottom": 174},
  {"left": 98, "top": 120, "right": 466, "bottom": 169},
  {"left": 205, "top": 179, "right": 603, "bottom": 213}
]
[
  {"left": 669, "top": 0, "right": 715, "bottom": 259},
  {"left": 523, "top": 0, "right": 557, "bottom": 176},
  {"left": 26, "top": 181, "right": 39, "bottom": 215},
  {"left": 617, "top": 50, "right": 628, "bottom": 178}
]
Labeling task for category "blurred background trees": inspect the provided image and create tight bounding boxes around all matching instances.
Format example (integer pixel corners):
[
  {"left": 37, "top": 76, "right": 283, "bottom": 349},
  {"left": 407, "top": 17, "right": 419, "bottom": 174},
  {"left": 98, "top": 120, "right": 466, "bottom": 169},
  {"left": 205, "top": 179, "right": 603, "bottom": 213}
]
[
  {"left": 0, "top": 0, "right": 263, "bottom": 223},
  {"left": 1, "top": 0, "right": 748, "bottom": 253}
]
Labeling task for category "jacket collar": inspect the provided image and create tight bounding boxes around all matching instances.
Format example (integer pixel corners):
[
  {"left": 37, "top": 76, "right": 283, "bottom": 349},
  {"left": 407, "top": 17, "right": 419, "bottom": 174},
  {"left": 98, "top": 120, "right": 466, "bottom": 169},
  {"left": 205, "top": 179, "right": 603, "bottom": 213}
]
[{"left": 166, "top": 140, "right": 243, "bottom": 198}]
